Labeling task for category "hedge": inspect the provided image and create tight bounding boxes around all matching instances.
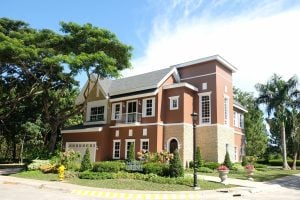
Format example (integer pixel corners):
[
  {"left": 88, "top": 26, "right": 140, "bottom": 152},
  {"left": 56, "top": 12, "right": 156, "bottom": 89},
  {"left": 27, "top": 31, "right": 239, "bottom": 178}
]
[
  {"left": 268, "top": 160, "right": 300, "bottom": 166},
  {"left": 92, "top": 161, "right": 125, "bottom": 173},
  {"left": 203, "top": 162, "right": 220, "bottom": 170},
  {"left": 143, "top": 162, "right": 169, "bottom": 176}
]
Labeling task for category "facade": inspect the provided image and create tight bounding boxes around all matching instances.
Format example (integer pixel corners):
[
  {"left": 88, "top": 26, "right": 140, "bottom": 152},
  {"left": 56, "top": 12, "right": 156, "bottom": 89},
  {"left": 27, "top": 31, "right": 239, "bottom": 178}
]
[{"left": 62, "top": 55, "right": 247, "bottom": 166}]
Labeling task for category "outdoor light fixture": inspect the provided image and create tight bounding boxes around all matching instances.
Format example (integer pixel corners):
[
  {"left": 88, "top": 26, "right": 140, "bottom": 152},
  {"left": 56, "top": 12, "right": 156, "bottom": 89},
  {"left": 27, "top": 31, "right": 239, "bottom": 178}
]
[{"left": 191, "top": 112, "right": 199, "bottom": 190}]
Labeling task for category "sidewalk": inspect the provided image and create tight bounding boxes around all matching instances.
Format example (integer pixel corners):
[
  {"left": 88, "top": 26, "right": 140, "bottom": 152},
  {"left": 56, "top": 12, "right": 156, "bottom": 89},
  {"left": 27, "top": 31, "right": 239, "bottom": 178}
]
[{"left": 0, "top": 173, "right": 284, "bottom": 200}]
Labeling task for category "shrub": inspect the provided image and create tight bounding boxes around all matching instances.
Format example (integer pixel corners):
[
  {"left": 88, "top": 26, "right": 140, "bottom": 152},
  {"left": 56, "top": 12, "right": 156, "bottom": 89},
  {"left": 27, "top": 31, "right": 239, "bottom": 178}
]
[
  {"left": 79, "top": 171, "right": 115, "bottom": 179},
  {"left": 39, "top": 163, "right": 57, "bottom": 173},
  {"left": 203, "top": 162, "right": 220, "bottom": 170},
  {"left": 169, "top": 149, "right": 184, "bottom": 178},
  {"left": 143, "top": 162, "right": 169, "bottom": 176},
  {"left": 231, "top": 163, "right": 245, "bottom": 172},
  {"left": 80, "top": 148, "right": 92, "bottom": 172},
  {"left": 195, "top": 146, "right": 204, "bottom": 167},
  {"left": 223, "top": 151, "right": 233, "bottom": 169},
  {"left": 51, "top": 150, "right": 80, "bottom": 170},
  {"left": 253, "top": 163, "right": 267, "bottom": 169},
  {"left": 27, "top": 160, "right": 50, "bottom": 170},
  {"left": 197, "top": 167, "right": 213, "bottom": 173},
  {"left": 127, "top": 143, "right": 135, "bottom": 162},
  {"left": 241, "top": 155, "right": 248, "bottom": 166},
  {"left": 268, "top": 159, "right": 300, "bottom": 166},
  {"left": 93, "top": 161, "right": 125, "bottom": 173}
]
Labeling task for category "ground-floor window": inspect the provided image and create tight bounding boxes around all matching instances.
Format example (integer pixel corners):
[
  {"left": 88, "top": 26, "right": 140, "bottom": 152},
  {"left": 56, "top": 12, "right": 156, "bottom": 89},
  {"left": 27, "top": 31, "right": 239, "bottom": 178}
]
[
  {"left": 140, "top": 139, "right": 149, "bottom": 153},
  {"left": 113, "top": 140, "right": 121, "bottom": 159},
  {"left": 125, "top": 139, "right": 135, "bottom": 159}
]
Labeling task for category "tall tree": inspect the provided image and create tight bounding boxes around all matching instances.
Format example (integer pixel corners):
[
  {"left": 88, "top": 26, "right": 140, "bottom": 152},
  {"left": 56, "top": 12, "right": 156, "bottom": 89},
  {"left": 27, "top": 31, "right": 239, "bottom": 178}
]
[
  {"left": 234, "top": 88, "right": 268, "bottom": 158},
  {"left": 256, "top": 74, "right": 299, "bottom": 169}
]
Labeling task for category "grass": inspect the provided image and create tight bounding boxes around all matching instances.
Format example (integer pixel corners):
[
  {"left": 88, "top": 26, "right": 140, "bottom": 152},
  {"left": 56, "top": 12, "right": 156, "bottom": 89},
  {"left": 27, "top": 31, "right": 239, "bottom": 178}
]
[
  {"left": 196, "top": 168, "right": 300, "bottom": 182},
  {"left": 11, "top": 170, "right": 232, "bottom": 191}
]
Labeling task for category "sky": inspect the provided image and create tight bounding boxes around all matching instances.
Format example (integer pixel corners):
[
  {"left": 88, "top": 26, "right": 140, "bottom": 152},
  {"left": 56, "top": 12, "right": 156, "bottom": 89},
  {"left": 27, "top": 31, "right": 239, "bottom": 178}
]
[{"left": 1, "top": 0, "right": 300, "bottom": 94}]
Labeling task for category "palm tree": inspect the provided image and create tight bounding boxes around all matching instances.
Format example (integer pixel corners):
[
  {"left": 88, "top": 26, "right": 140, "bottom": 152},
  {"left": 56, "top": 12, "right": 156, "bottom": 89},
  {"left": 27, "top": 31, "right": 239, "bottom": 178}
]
[{"left": 255, "top": 74, "right": 298, "bottom": 170}]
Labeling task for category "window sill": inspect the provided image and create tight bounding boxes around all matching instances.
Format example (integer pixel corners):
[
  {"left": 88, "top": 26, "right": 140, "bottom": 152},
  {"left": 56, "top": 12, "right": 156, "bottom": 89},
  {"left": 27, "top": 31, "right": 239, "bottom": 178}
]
[{"left": 84, "top": 121, "right": 106, "bottom": 126}]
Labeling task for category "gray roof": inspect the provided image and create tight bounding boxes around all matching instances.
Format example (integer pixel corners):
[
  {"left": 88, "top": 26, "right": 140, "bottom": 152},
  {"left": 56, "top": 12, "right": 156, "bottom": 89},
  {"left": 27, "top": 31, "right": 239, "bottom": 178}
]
[
  {"left": 233, "top": 100, "right": 248, "bottom": 112},
  {"left": 99, "top": 67, "right": 174, "bottom": 96}
]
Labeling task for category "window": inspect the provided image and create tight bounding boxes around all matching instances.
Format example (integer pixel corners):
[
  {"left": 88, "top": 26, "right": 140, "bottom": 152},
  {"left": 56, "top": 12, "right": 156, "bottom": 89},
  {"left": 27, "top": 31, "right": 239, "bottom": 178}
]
[
  {"left": 239, "top": 114, "right": 244, "bottom": 129},
  {"left": 224, "top": 96, "right": 229, "bottom": 125},
  {"left": 234, "top": 111, "right": 239, "bottom": 127},
  {"left": 142, "top": 98, "right": 155, "bottom": 117},
  {"left": 113, "top": 140, "right": 121, "bottom": 159},
  {"left": 125, "top": 139, "right": 135, "bottom": 159},
  {"left": 90, "top": 106, "right": 104, "bottom": 121},
  {"left": 234, "top": 146, "right": 238, "bottom": 161},
  {"left": 140, "top": 139, "right": 149, "bottom": 152},
  {"left": 199, "top": 92, "right": 211, "bottom": 124},
  {"left": 112, "top": 103, "right": 122, "bottom": 120},
  {"left": 202, "top": 82, "right": 207, "bottom": 90},
  {"left": 169, "top": 96, "right": 179, "bottom": 110}
]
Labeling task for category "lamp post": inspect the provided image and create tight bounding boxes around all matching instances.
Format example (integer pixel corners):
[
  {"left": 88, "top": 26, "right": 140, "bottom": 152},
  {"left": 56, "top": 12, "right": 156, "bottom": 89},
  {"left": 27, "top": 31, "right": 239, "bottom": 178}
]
[{"left": 191, "top": 112, "right": 199, "bottom": 190}]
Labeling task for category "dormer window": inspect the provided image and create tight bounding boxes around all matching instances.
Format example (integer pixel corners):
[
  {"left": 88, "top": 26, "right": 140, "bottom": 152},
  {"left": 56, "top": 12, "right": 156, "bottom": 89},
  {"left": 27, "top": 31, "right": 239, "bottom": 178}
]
[
  {"left": 169, "top": 96, "right": 179, "bottom": 110},
  {"left": 90, "top": 106, "right": 104, "bottom": 121}
]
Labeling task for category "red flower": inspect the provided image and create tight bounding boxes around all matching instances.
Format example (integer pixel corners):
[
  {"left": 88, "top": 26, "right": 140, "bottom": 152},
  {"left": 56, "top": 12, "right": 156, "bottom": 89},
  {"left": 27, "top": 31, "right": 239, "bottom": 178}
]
[
  {"left": 217, "top": 165, "right": 229, "bottom": 171},
  {"left": 245, "top": 164, "right": 254, "bottom": 170}
]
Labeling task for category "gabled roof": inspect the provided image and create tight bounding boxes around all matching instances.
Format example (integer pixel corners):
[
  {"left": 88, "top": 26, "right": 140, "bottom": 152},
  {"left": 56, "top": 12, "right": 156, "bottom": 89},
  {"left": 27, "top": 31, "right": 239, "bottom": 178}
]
[
  {"left": 76, "top": 67, "right": 178, "bottom": 104},
  {"left": 172, "top": 55, "right": 237, "bottom": 73},
  {"left": 233, "top": 100, "right": 248, "bottom": 113}
]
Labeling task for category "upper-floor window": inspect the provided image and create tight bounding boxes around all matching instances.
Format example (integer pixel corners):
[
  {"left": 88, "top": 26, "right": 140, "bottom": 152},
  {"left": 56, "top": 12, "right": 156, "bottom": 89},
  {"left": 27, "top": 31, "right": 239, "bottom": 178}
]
[
  {"left": 169, "top": 96, "right": 179, "bottom": 110},
  {"left": 90, "top": 106, "right": 104, "bottom": 121},
  {"left": 233, "top": 111, "right": 244, "bottom": 129},
  {"left": 199, "top": 92, "right": 211, "bottom": 124},
  {"left": 234, "top": 111, "right": 239, "bottom": 127},
  {"left": 142, "top": 98, "right": 155, "bottom": 117},
  {"left": 239, "top": 114, "right": 244, "bottom": 129},
  {"left": 112, "top": 103, "right": 122, "bottom": 120},
  {"left": 224, "top": 96, "right": 229, "bottom": 126}
]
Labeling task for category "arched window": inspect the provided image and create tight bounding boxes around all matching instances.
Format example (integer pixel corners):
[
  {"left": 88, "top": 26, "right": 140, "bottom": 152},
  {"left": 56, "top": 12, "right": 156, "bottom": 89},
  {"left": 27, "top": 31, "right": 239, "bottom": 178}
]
[{"left": 169, "top": 139, "right": 178, "bottom": 153}]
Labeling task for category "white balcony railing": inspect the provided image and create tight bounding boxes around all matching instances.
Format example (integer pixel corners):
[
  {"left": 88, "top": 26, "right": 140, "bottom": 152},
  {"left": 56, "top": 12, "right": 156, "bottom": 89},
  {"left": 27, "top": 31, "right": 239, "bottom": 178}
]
[{"left": 116, "top": 112, "right": 142, "bottom": 124}]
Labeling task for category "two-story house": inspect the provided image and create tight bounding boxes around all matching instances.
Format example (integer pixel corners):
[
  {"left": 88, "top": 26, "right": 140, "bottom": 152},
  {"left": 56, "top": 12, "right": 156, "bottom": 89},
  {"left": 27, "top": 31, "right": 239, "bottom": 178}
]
[{"left": 62, "top": 55, "right": 247, "bottom": 166}]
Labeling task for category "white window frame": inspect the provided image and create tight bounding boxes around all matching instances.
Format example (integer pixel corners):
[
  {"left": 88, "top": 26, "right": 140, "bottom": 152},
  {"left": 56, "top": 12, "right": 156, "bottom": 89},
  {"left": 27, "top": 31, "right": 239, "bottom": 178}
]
[
  {"left": 111, "top": 103, "right": 122, "bottom": 120},
  {"left": 142, "top": 97, "right": 155, "bottom": 117},
  {"left": 169, "top": 96, "right": 179, "bottom": 110},
  {"left": 224, "top": 95, "right": 230, "bottom": 126},
  {"left": 126, "top": 100, "right": 138, "bottom": 123},
  {"left": 140, "top": 139, "right": 149, "bottom": 152},
  {"left": 239, "top": 114, "right": 244, "bottom": 129},
  {"left": 234, "top": 146, "right": 238, "bottom": 161},
  {"left": 198, "top": 92, "right": 211, "bottom": 125},
  {"left": 85, "top": 100, "right": 107, "bottom": 125},
  {"left": 234, "top": 111, "right": 239, "bottom": 127},
  {"left": 125, "top": 139, "right": 135, "bottom": 159},
  {"left": 113, "top": 140, "right": 121, "bottom": 159}
]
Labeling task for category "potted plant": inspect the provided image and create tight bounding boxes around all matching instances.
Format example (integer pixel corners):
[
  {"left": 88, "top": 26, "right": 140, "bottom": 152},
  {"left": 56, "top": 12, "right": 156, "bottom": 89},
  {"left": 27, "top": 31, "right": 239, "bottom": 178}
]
[
  {"left": 245, "top": 164, "right": 255, "bottom": 181},
  {"left": 217, "top": 165, "right": 229, "bottom": 182}
]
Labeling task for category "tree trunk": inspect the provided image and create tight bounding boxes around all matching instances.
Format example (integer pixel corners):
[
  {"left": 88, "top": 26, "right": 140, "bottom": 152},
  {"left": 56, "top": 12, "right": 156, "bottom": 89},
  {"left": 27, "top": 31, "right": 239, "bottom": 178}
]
[
  {"left": 48, "top": 126, "right": 58, "bottom": 154},
  {"left": 281, "top": 121, "right": 291, "bottom": 170},
  {"left": 292, "top": 151, "right": 297, "bottom": 170}
]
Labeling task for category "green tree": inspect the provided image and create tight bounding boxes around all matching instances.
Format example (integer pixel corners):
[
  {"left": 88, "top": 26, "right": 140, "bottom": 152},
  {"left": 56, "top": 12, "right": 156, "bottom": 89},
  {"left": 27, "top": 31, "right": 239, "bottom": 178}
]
[
  {"left": 169, "top": 149, "right": 184, "bottom": 177},
  {"left": 287, "top": 109, "right": 300, "bottom": 170},
  {"left": 80, "top": 148, "right": 92, "bottom": 171},
  {"left": 223, "top": 151, "right": 233, "bottom": 169},
  {"left": 234, "top": 88, "right": 268, "bottom": 157},
  {"left": 256, "top": 74, "right": 299, "bottom": 169},
  {"left": 195, "top": 146, "right": 204, "bottom": 167}
]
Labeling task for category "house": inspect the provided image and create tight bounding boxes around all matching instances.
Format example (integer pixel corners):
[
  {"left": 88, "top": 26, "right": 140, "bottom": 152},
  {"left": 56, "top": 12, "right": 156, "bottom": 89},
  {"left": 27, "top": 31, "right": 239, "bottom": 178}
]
[{"left": 62, "top": 55, "right": 247, "bottom": 166}]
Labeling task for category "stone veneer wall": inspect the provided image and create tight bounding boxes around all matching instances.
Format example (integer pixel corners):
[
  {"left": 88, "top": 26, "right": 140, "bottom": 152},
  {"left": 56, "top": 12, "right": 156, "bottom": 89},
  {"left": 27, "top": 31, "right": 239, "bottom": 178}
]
[
  {"left": 163, "top": 124, "right": 193, "bottom": 167},
  {"left": 196, "top": 124, "right": 235, "bottom": 163}
]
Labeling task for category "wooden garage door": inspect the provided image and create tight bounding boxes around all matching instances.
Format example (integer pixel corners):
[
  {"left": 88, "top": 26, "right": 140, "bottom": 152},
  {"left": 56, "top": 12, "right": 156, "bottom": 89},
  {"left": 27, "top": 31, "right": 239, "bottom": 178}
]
[{"left": 66, "top": 142, "right": 96, "bottom": 162}]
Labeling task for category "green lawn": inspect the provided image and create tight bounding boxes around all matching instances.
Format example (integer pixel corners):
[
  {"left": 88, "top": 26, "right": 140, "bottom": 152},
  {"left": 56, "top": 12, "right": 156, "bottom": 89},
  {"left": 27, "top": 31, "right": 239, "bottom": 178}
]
[
  {"left": 197, "top": 168, "right": 300, "bottom": 182},
  {"left": 12, "top": 170, "right": 232, "bottom": 191}
]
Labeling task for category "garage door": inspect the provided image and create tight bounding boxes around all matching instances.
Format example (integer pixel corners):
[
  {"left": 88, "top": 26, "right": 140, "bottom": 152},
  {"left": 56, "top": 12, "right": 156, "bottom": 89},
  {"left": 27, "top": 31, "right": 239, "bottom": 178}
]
[{"left": 66, "top": 142, "right": 96, "bottom": 162}]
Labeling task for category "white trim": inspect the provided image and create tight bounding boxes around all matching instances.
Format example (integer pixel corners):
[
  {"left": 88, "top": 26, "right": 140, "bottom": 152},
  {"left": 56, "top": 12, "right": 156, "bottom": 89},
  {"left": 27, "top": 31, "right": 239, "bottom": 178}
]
[
  {"left": 110, "top": 90, "right": 158, "bottom": 102},
  {"left": 125, "top": 139, "right": 135, "bottom": 159},
  {"left": 85, "top": 99, "right": 108, "bottom": 124},
  {"left": 111, "top": 102, "right": 122, "bottom": 120},
  {"left": 198, "top": 92, "right": 212, "bottom": 125},
  {"left": 181, "top": 72, "right": 216, "bottom": 81},
  {"left": 112, "top": 139, "right": 121, "bottom": 159},
  {"left": 164, "top": 123, "right": 193, "bottom": 127},
  {"left": 62, "top": 127, "right": 103, "bottom": 133},
  {"left": 233, "top": 104, "right": 248, "bottom": 113},
  {"left": 110, "top": 122, "right": 164, "bottom": 128},
  {"left": 156, "top": 67, "right": 177, "bottom": 88},
  {"left": 142, "top": 97, "right": 155, "bottom": 117},
  {"left": 169, "top": 96, "right": 179, "bottom": 110},
  {"left": 126, "top": 100, "right": 138, "bottom": 123},
  {"left": 163, "top": 82, "right": 198, "bottom": 91},
  {"left": 234, "top": 131, "right": 245, "bottom": 136},
  {"left": 140, "top": 139, "right": 149, "bottom": 152},
  {"left": 172, "top": 55, "right": 237, "bottom": 72},
  {"left": 66, "top": 141, "right": 96, "bottom": 162},
  {"left": 224, "top": 94, "right": 230, "bottom": 126}
]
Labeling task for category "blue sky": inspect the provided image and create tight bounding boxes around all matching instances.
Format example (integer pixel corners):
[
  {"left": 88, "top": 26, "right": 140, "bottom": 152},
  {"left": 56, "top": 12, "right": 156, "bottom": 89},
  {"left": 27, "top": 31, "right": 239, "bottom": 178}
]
[{"left": 1, "top": 0, "right": 300, "bottom": 92}]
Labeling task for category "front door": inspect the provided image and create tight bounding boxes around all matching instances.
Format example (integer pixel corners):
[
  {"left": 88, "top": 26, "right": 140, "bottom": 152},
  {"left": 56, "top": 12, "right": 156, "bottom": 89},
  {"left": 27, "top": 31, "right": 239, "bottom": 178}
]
[{"left": 169, "top": 139, "right": 178, "bottom": 153}]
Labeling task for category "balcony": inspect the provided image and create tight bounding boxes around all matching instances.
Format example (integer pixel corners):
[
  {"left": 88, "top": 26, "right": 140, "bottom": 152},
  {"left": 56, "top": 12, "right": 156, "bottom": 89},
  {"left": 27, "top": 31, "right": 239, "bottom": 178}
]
[{"left": 116, "top": 112, "right": 142, "bottom": 124}]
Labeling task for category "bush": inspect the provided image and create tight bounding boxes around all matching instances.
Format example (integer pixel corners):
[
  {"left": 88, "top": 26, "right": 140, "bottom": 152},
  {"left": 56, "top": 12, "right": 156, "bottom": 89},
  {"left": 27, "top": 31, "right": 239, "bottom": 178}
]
[
  {"left": 195, "top": 146, "right": 204, "bottom": 167},
  {"left": 197, "top": 167, "right": 213, "bottom": 173},
  {"left": 27, "top": 160, "right": 50, "bottom": 170},
  {"left": 253, "top": 163, "right": 267, "bottom": 169},
  {"left": 169, "top": 149, "right": 184, "bottom": 178},
  {"left": 127, "top": 143, "right": 135, "bottom": 162},
  {"left": 93, "top": 161, "right": 125, "bottom": 173},
  {"left": 80, "top": 148, "right": 92, "bottom": 172},
  {"left": 79, "top": 171, "right": 115, "bottom": 179},
  {"left": 39, "top": 163, "right": 57, "bottom": 173},
  {"left": 231, "top": 163, "right": 245, "bottom": 172},
  {"left": 143, "top": 162, "right": 169, "bottom": 176},
  {"left": 51, "top": 150, "right": 80, "bottom": 170},
  {"left": 203, "top": 162, "right": 220, "bottom": 170},
  {"left": 241, "top": 156, "right": 248, "bottom": 166},
  {"left": 223, "top": 151, "right": 233, "bottom": 169},
  {"left": 268, "top": 159, "right": 300, "bottom": 166}
]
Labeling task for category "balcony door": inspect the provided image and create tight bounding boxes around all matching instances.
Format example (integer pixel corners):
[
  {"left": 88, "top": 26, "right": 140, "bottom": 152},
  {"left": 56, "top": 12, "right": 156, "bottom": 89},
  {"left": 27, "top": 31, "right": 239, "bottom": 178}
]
[{"left": 127, "top": 100, "right": 137, "bottom": 123}]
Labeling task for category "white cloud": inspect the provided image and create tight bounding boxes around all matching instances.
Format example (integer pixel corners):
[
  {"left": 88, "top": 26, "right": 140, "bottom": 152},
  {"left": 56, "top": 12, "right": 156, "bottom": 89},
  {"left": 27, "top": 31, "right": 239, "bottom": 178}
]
[{"left": 123, "top": 1, "right": 300, "bottom": 94}]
